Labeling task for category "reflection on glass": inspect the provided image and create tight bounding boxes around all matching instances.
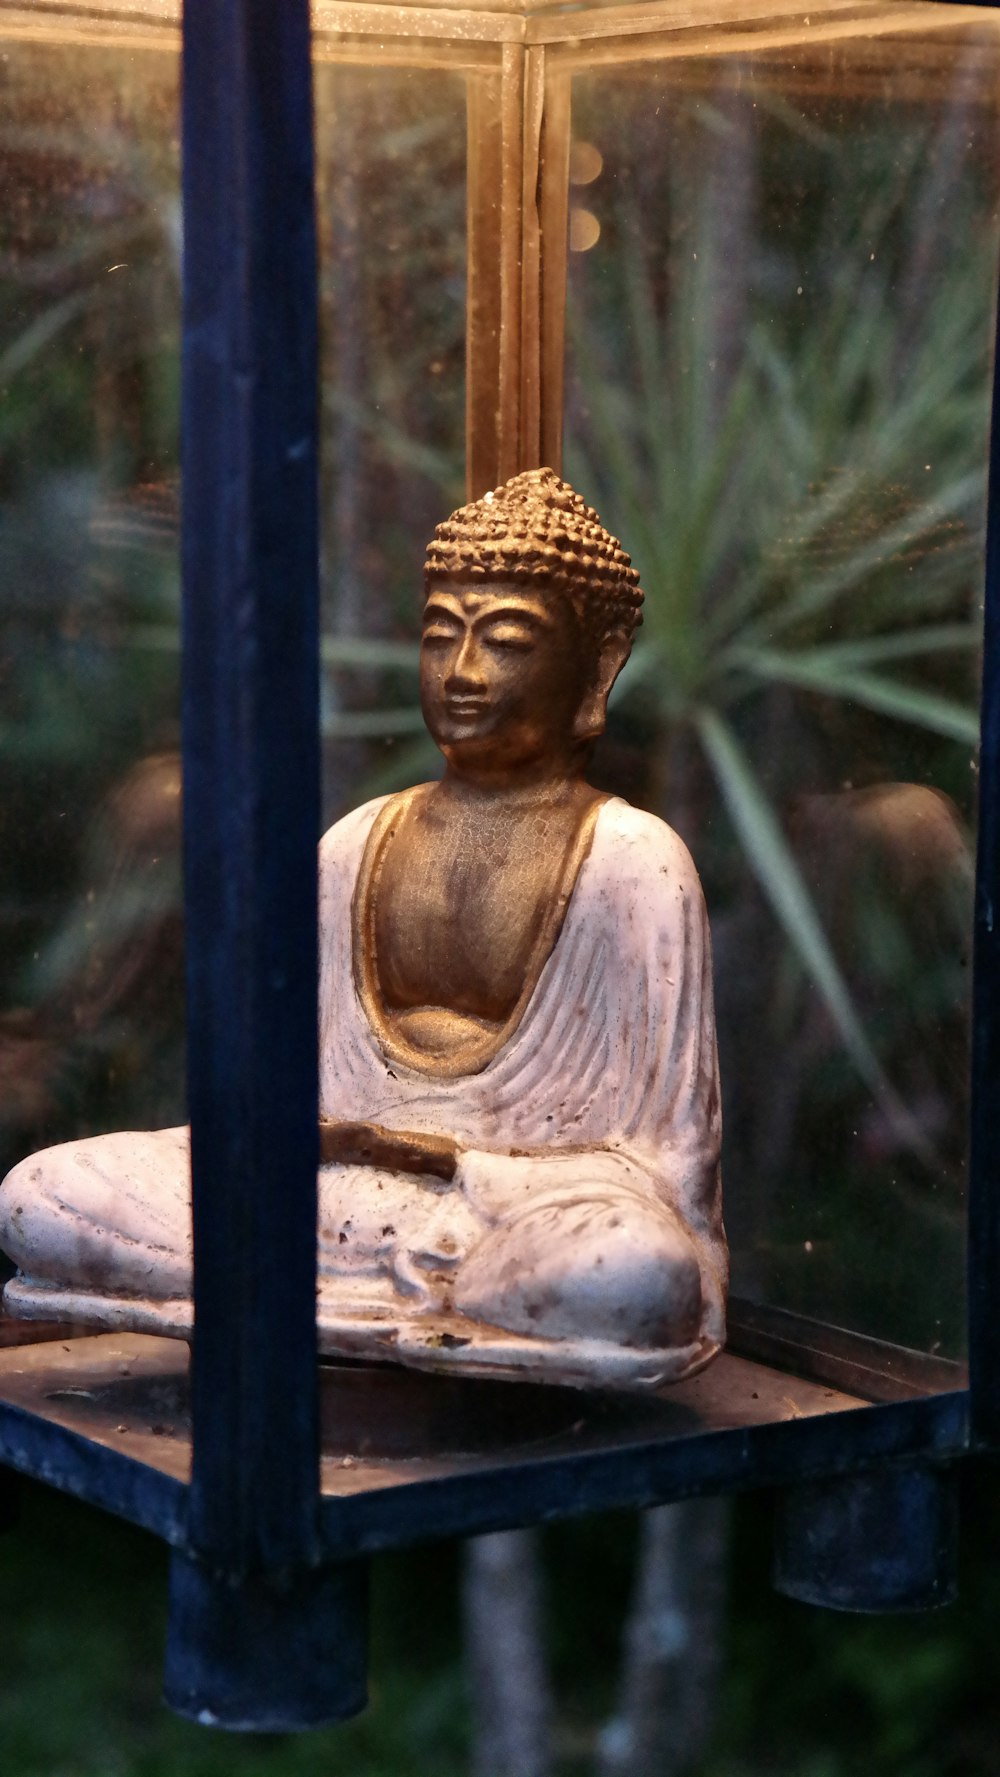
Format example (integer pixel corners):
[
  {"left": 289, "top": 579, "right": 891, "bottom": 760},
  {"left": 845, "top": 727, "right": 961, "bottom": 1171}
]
[
  {"left": 0, "top": 28, "right": 468, "bottom": 1185},
  {"left": 314, "top": 60, "right": 466, "bottom": 820},
  {"left": 4, "top": 0, "right": 996, "bottom": 1365},
  {"left": 563, "top": 19, "right": 1000, "bottom": 1356},
  {"left": 0, "top": 32, "right": 182, "bottom": 1179}
]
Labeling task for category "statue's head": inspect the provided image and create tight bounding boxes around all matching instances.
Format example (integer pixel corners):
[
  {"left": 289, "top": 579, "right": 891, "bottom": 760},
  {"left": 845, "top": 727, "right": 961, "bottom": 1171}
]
[{"left": 421, "top": 468, "right": 643, "bottom": 776}]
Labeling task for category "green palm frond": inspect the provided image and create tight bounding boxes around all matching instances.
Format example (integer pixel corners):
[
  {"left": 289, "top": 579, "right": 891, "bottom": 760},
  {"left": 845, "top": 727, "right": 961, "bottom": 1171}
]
[
  {"left": 565, "top": 103, "right": 991, "bottom": 1113},
  {"left": 694, "top": 706, "right": 883, "bottom": 1089},
  {"left": 727, "top": 648, "right": 979, "bottom": 747}
]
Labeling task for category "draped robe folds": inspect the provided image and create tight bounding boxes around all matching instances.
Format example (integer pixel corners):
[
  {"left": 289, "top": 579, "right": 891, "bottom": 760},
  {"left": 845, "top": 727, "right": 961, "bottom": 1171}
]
[{"left": 0, "top": 794, "right": 727, "bottom": 1391}]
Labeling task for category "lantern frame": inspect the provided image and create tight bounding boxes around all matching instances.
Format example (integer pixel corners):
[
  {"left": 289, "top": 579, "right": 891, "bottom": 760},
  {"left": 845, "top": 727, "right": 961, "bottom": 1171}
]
[{"left": 0, "top": 0, "right": 995, "bottom": 1726}]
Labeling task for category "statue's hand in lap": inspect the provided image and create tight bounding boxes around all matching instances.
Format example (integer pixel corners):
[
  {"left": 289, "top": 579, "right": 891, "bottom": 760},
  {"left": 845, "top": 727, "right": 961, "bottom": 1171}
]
[
  {"left": 319, "top": 1118, "right": 459, "bottom": 1183},
  {"left": 0, "top": 470, "right": 726, "bottom": 1392}
]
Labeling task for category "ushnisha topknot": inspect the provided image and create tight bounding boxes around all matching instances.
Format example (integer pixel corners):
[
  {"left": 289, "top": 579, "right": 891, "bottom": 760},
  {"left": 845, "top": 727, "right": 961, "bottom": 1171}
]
[{"left": 424, "top": 467, "right": 644, "bottom": 651}]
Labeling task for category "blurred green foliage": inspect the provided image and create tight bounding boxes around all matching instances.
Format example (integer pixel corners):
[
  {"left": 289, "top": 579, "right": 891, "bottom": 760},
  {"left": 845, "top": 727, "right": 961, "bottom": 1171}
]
[
  {"left": 556, "top": 60, "right": 996, "bottom": 1354},
  {"left": 0, "top": 1481, "right": 467, "bottom": 1777},
  {"left": 5, "top": 1474, "right": 1000, "bottom": 1776}
]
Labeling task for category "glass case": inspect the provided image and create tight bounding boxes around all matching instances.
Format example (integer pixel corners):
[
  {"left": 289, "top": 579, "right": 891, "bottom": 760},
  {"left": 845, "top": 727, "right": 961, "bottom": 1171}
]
[
  {"left": 0, "top": 0, "right": 996, "bottom": 1730},
  {"left": 556, "top": 9, "right": 1000, "bottom": 1361}
]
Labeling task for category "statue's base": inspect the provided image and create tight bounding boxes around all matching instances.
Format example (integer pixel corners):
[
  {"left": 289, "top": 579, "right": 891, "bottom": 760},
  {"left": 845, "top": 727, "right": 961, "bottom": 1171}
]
[{"left": 3, "top": 1275, "right": 719, "bottom": 1393}]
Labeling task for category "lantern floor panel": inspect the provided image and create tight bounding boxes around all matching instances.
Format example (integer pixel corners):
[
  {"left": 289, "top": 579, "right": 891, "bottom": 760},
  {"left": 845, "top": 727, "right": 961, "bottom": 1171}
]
[
  {"left": 315, "top": 1357, "right": 968, "bottom": 1557},
  {"left": 0, "top": 1330, "right": 188, "bottom": 1542},
  {"left": 0, "top": 1329, "right": 970, "bottom": 1556}
]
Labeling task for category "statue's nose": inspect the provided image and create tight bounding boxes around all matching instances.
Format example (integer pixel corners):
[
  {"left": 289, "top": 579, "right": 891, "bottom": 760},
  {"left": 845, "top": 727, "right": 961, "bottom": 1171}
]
[{"left": 445, "top": 631, "right": 486, "bottom": 690}]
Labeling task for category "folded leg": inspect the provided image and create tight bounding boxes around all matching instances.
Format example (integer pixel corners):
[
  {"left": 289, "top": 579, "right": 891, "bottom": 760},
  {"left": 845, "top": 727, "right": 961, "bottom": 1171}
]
[
  {"left": 452, "top": 1188, "right": 702, "bottom": 1348},
  {"left": 0, "top": 1126, "right": 192, "bottom": 1297}
]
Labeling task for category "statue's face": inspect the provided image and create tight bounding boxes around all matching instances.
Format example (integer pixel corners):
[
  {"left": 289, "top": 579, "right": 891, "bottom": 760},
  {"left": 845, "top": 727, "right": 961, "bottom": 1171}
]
[{"left": 421, "top": 580, "right": 587, "bottom": 774}]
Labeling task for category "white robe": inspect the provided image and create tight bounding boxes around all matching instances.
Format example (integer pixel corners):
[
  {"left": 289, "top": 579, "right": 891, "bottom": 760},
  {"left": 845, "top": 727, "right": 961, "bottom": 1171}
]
[{"left": 0, "top": 795, "right": 726, "bottom": 1391}]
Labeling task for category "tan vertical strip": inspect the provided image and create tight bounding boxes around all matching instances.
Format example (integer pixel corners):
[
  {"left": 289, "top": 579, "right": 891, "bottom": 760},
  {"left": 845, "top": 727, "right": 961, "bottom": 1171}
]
[
  {"left": 465, "top": 47, "right": 526, "bottom": 499},
  {"left": 538, "top": 67, "right": 571, "bottom": 474},
  {"left": 497, "top": 40, "right": 527, "bottom": 485},
  {"left": 465, "top": 70, "right": 504, "bottom": 500},
  {"left": 519, "top": 42, "right": 545, "bottom": 470}
]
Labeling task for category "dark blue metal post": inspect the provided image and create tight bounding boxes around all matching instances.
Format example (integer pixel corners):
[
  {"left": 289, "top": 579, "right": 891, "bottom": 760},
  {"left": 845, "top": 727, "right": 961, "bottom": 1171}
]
[
  {"left": 163, "top": 0, "right": 367, "bottom": 1728},
  {"left": 773, "top": 1464, "right": 959, "bottom": 1613},
  {"left": 970, "top": 270, "right": 1000, "bottom": 1454}
]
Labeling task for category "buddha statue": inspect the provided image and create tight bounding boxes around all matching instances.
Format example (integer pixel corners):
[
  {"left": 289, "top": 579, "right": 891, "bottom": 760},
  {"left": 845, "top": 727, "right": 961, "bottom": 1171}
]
[{"left": 0, "top": 470, "right": 726, "bottom": 1391}]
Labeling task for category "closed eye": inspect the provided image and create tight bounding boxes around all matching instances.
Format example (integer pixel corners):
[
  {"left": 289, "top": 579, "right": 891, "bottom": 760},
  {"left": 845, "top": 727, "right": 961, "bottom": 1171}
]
[{"left": 481, "top": 623, "right": 538, "bottom": 650}]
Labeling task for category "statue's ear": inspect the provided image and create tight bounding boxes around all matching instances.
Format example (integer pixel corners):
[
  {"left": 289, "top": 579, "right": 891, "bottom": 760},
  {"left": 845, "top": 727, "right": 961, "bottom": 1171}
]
[{"left": 572, "top": 634, "right": 632, "bottom": 743}]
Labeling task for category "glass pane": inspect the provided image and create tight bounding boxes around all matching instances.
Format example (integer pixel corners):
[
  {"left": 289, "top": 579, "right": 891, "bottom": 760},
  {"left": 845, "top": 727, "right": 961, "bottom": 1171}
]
[
  {"left": 314, "top": 58, "right": 467, "bottom": 821},
  {"left": 562, "top": 14, "right": 1000, "bottom": 1357},
  {"left": 0, "top": 28, "right": 183, "bottom": 1185},
  {"left": 0, "top": 24, "right": 470, "bottom": 1152}
]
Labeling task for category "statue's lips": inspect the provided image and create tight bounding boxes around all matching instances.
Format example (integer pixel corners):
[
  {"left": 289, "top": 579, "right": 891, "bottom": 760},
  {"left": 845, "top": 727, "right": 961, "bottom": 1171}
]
[{"left": 442, "top": 696, "right": 490, "bottom": 719}]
